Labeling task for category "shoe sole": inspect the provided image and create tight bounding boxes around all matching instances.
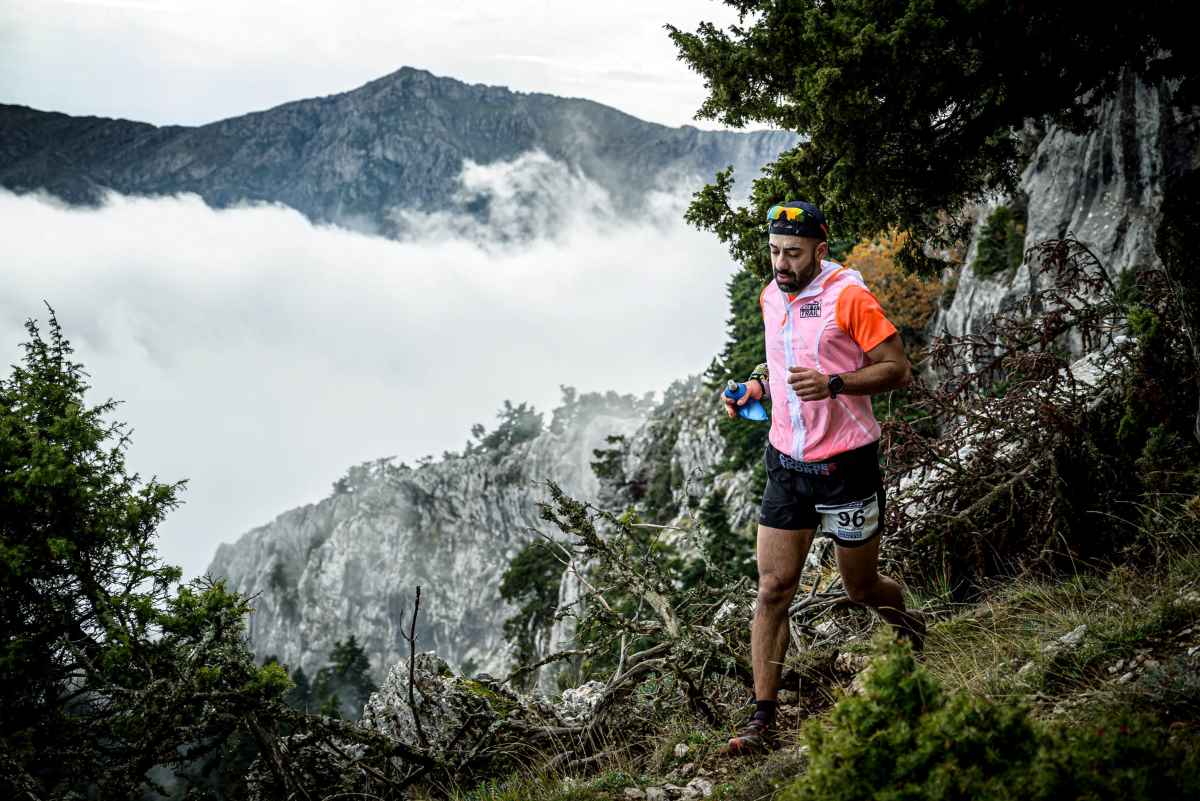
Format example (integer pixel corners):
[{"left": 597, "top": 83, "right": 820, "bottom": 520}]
[{"left": 723, "top": 735, "right": 773, "bottom": 756}]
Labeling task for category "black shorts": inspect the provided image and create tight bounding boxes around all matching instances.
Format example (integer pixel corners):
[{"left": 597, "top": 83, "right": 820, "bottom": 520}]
[{"left": 758, "top": 440, "right": 885, "bottom": 548}]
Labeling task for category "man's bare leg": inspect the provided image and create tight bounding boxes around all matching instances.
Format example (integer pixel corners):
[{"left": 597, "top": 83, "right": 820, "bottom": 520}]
[
  {"left": 835, "top": 536, "right": 922, "bottom": 640},
  {"left": 752, "top": 524, "right": 814, "bottom": 702}
]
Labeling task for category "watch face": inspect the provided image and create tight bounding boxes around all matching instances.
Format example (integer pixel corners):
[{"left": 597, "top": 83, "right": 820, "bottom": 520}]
[{"left": 829, "top": 375, "right": 844, "bottom": 395}]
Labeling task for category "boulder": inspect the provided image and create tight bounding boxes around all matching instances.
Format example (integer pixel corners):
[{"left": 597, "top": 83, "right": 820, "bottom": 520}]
[{"left": 360, "top": 651, "right": 561, "bottom": 771}]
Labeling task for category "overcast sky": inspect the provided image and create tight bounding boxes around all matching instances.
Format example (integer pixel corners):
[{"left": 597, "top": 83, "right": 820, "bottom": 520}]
[
  {"left": 0, "top": 0, "right": 746, "bottom": 129},
  {"left": 0, "top": 0, "right": 756, "bottom": 583}
]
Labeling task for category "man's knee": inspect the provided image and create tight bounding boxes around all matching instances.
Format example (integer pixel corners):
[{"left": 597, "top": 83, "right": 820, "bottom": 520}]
[{"left": 757, "top": 571, "right": 800, "bottom": 610}]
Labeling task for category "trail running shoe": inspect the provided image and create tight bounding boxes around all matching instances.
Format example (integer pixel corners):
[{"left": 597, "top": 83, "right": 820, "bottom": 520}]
[{"left": 724, "top": 717, "right": 775, "bottom": 755}]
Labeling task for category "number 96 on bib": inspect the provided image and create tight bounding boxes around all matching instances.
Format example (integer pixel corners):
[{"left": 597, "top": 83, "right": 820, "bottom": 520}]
[{"left": 814, "top": 494, "right": 880, "bottom": 544}]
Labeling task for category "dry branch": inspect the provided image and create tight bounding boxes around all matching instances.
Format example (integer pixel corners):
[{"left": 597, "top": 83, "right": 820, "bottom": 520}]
[{"left": 404, "top": 586, "right": 429, "bottom": 751}]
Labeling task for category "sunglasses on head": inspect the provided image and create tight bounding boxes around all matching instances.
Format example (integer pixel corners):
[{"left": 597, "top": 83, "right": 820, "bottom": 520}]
[{"left": 766, "top": 204, "right": 809, "bottom": 222}]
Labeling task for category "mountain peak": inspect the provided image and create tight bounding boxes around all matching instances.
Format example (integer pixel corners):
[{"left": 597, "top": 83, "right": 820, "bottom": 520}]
[
  {"left": 371, "top": 65, "right": 438, "bottom": 85},
  {"left": 1, "top": 67, "right": 799, "bottom": 226}
]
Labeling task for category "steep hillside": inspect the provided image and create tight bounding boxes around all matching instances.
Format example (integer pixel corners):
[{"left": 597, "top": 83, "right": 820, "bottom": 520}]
[
  {"left": 206, "top": 393, "right": 649, "bottom": 682},
  {"left": 204, "top": 71, "right": 1196, "bottom": 694}
]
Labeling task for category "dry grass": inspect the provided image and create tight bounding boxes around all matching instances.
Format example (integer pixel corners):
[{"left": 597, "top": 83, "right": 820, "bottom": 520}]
[
  {"left": 443, "top": 546, "right": 1200, "bottom": 801},
  {"left": 923, "top": 551, "right": 1200, "bottom": 716}
]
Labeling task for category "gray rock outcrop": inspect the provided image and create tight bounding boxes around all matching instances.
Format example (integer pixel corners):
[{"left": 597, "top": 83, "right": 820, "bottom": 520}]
[
  {"left": 207, "top": 398, "right": 647, "bottom": 682},
  {"left": 935, "top": 72, "right": 1197, "bottom": 343},
  {"left": 359, "top": 652, "right": 551, "bottom": 759}
]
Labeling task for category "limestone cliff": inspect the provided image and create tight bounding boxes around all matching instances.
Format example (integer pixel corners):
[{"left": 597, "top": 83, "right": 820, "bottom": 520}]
[
  {"left": 207, "top": 397, "right": 647, "bottom": 682},
  {"left": 935, "top": 72, "right": 1198, "bottom": 342}
]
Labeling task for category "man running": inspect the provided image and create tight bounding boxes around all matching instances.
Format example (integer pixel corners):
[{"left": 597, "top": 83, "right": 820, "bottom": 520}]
[{"left": 721, "top": 200, "right": 924, "bottom": 754}]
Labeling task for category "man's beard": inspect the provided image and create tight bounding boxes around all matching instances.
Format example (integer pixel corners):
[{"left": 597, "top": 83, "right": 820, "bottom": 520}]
[{"left": 775, "top": 259, "right": 817, "bottom": 293}]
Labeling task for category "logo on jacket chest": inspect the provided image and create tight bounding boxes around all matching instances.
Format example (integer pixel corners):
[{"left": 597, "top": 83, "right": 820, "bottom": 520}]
[{"left": 795, "top": 301, "right": 821, "bottom": 318}]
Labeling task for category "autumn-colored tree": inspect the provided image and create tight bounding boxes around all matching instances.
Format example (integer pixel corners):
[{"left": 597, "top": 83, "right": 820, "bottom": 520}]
[{"left": 842, "top": 233, "right": 942, "bottom": 344}]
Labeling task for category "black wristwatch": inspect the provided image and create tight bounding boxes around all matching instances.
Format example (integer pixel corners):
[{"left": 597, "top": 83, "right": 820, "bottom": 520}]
[{"left": 827, "top": 374, "right": 845, "bottom": 398}]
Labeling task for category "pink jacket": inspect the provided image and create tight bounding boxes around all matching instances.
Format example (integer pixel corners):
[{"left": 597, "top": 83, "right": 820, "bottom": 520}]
[{"left": 760, "top": 260, "right": 897, "bottom": 462}]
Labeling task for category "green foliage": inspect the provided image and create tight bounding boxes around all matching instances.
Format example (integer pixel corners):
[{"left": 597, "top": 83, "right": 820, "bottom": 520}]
[
  {"left": 972, "top": 203, "right": 1027, "bottom": 277},
  {"left": 538, "top": 480, "right": 754, "bottom": 708},
  {"left": 550, "top": 385, "right": 651, "bottom": 436},
  {"left": 312, "top": 635, "right": 377, "bottom": 720},
  {"left": 0, "top": 307, "right": 292, "bottom": 797},
  {"left": 623, "top": 387, "right": 690, "bottom": 523},
  {"left": 1115, "top": 275, "right": 1182, "bottom": 451},
  {"left": 679, "top": 490, "right": 756, "bottom": 587},
  {"left": 500, "top": 540, "right": 566, "bottom": 673},
  {"left": 590, "top": 434, "right": 627, "bottom": 483},
  {"left": 706, "top": 268, "right": 770, "bottom": 480},
  {"left": 1129, "top": 654, "right": 1200, "bottom": 718},
  {"left": 456, "top": 772, "right": 611, "bottom": 801},
  {"left": 332, "top": 455, "right": 411, "bottom": 495},
  {"left": 639, "top": 415, "right": 684, "bottom": 523},
  {"left": 870, "top": 384, "right": 935, "bottom": 437},
  {"left": 285, "top": 665, "right": 313, "bottom": 712},
  {"left": 779, "top": 636, "right": 1200, "bottom": 801},
  {"left": 468, "top": 400, "right": 544, "bottom": 462},
  {"left": 668, "top": 1, "right": 1196, "bottom": 274}
]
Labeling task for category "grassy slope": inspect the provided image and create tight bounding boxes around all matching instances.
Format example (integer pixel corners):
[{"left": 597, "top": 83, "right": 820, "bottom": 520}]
[{"left": 445, "top": 546, "right": 1200, "bottom": 801}]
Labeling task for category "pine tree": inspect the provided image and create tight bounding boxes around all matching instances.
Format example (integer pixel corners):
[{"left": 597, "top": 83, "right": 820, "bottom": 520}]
[
  {"left": 500, "top": 540, "right": 565, "bottom": 676},
  {"left": 668, "top": 1, "right": 1197, "bottom": 274},
  {"left": 707, "top": 268, "right": 770, "bottom": 475},
  {"left": 0, "top": 306, "right": 289, "bottom": 796},
  {"left": 287, "top": 665, "right": 313, "bottom": 711},
  {"left": 313, "top": 635, "right": 378, "bottom": 720}
]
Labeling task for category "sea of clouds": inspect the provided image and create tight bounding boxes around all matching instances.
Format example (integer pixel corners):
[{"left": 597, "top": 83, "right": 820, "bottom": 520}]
[{"left": 0, "top": 152, "right": 739, "bottom": 580}]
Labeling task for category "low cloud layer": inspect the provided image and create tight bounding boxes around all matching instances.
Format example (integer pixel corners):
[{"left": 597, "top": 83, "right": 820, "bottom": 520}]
[{"left": 0, "top": 155, "right": 737, "bottom": 581}]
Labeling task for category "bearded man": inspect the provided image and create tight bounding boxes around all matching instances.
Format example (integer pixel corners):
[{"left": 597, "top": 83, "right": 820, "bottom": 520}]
[{"left": 721, "top": 200, "right": 924, "bottom": 754}]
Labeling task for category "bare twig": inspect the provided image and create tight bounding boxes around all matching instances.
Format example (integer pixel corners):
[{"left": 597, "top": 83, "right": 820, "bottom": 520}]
[
  {"left": 248, "top": 717, "right": 312, "bottom": 801},
  {"left": 404, "top": 586, "right": 428, "bottom": 750},
  {"left": 502, "top": 648, "right": 594, "bottom": 687}
]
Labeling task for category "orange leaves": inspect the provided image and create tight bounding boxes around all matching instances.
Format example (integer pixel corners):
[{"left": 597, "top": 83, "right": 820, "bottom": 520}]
[{"left": 843, "top": 232, "right": 943, "bottom": 339}]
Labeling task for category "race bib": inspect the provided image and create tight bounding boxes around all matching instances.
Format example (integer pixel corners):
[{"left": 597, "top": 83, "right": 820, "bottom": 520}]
[{"left": 814, "top": 494, "right": 880, "bottom": 544}]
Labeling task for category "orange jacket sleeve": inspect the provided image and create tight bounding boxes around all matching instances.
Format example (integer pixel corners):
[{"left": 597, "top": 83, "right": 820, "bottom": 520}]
[{"left": 836, "top": 285, "right": 898, "bottom": 353}]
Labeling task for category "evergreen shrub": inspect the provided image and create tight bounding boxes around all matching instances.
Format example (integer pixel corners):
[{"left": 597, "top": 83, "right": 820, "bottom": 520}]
[
  {"left": 972, "top": 204, "right": 1026, "bottom": 278},
  {"left": 706, "top": 269, "right": 770, "bottom": 478},
  {"left": 500, "top": 540, "right": 565, "bottom": 674},
  {"left": 779, "top": 637, "right": 1200, "bottom": 801}
]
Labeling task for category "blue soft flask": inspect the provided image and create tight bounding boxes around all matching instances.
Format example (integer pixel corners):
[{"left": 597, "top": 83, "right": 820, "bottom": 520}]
[{"left": 724, "top": 380, "right": 769, "bottom": 422}]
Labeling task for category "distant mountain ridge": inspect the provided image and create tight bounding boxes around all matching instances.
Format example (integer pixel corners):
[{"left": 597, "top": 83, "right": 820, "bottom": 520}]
[{"left": 0, "top": 66, "right": 796, "bottom": 233}]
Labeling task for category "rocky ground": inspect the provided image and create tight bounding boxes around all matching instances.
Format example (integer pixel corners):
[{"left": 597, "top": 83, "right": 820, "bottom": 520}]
[{"left": 373, "top": 547, "right": 1200, "bottom": 801}]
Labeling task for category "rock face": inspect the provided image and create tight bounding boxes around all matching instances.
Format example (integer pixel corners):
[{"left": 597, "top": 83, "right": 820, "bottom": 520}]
[
  {"left": 594, "top": 376, "right": 758, "bottom": 529},
  {"left": 207, "top": 398, "right": 647, "bottom": 682},
  {"left": 360, "top": 652, "right": 538, "bottom": 757},
  {"left": 934, "top": 72, "right": 1196, "bottom": 342},
  {"left": 204, "top": 374, "right": 748, "bottom": 689},
  {"left": 536, "top": 376, "right": 759, "bottom": 693},
  {"left": 0, "top": 66, "right": 796, "bottom": 232}
]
